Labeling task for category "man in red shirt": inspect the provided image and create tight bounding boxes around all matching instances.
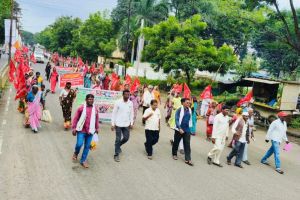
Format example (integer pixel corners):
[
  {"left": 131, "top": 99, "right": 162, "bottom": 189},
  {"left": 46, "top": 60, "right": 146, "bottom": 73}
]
[{"left": 72, "top": 94, "right": 99, "bottom": 168}]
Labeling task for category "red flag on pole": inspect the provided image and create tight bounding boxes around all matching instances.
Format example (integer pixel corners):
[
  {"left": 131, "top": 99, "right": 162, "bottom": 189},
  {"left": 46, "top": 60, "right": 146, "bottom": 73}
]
[
  {"left": 125, "top": 74, "right": 132, "bottom": 85},
  {"left": 9, "top": 60, "right": 16, "bottom": 82},
  {"left": 183, "top": 83, "right": 191, "bottom": 99},
  {"left": 237, "top": 90, "right": 253, "bottom": 106},
  {"left": 200, "top": 85, "right": 213, "bottom": 99},
  {"left": 22, "top": 46, "right": 29, "bottom": 53},
  {"left": 30, "top": 53, "right": 36, "bottom": 63},
  {"left": 99, "top": 64, "right": 104, "bottom": 74},
  {"left": 173, "top": 84, "right": 183, "bottom": 94}
]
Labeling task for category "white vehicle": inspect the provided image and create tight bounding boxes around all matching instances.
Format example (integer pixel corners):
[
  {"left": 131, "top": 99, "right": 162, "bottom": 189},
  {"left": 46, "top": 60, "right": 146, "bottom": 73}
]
[{"left": 34, "top": 49, "right": 45, "bottom": 63}]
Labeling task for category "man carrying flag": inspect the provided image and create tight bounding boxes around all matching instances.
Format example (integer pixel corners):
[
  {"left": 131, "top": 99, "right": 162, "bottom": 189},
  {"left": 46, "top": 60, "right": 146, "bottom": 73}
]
[{"left": 200, "top": 85, "right": 213, "bottom": 117}]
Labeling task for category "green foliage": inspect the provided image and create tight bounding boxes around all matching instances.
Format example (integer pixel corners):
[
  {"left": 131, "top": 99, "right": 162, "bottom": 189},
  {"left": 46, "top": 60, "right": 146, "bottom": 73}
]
[
  {"left": 21, "top": 30, "right": 35, "bottom": 46},
  {"left": 236, "top": 53, "right": 259, "bottom": 77},
  {"left": 142, "top": 15, "right": 238, "bottom": 85},
  {"left": 73, "top": 12, "right": 116, "bottom": 62},
  {"left": 0, "top": 0, "right": 20, "bottom": 44},
  {"left": 35, "top": 16, "right": 81, "bottom": 56},
  {"left": 290, "top": 117, "right": 300, "bottom": 130},
  {"left": 251, "top": 10, "right": 300, "bottom": 80},
  {"left": 36, "top": 12, "right": 116, "bottom": 62}
]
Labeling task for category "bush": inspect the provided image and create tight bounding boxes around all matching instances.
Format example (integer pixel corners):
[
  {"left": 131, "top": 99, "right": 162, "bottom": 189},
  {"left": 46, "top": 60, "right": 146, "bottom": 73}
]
[{"left": 290, "top": 117, "right": 300, "bottom": 130}]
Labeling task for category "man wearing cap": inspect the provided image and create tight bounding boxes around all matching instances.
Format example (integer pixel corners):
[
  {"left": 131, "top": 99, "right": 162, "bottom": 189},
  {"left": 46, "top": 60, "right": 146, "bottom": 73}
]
[
  {"left": 207, "top": 105, "right": 231, "bottom": 167},
  {"left": 261, "top": 112, "right": 289, "bottom": 174},
  {"left": 227, "top": 112, "right": 250, "bottom": 168},
  {"left": 142, "top": 85, "right": 154, "bottom": 124}
]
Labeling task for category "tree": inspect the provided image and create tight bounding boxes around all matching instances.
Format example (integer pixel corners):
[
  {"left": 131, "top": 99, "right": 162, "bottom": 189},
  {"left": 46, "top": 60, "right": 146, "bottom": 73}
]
[
  {"left": 142, "top": 15, "right": 238, "bottom": 85},
  {"left": 236, "top": 53, "right": 259, "bottom": 77},
  {"left": 21, "top": 30, "right": 35, "bottom": 46},
  {"left": 72, "top": 12, "right": 116, "bottom": 62},
  {"left": 251, "top": 10, "right": 300, "bottom": 80},
  {"left": 246, "top": 0, "right": 300, "bottom": 53},
  {"left": 0, "top": 0, "right": 21, "bottom": 44},
  {"left": 35, "top": 16, "right": 81, "bottom": 56},
  {"left": 111, "top": 0, "right": 169, "bottom": 61}
]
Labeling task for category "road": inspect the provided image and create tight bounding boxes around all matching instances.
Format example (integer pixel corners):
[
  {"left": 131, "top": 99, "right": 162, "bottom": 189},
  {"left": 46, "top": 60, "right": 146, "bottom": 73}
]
[{"left": 0, "top": 62, "right": 300, "bottom": 200}]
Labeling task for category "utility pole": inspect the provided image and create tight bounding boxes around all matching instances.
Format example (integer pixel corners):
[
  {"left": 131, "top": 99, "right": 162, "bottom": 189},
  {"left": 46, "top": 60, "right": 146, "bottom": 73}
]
[
  {"left": 8, "top": 0, "right": 14, "bottom": 62},
  {"left": 124, "top": 0, "right": 132, "bottom": 76}
]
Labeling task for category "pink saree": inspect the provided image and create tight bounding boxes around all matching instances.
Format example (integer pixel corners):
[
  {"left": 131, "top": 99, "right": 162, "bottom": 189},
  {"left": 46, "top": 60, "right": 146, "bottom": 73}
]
[{"left": 28, "top": 92, "right": 42, "bottom": 131}]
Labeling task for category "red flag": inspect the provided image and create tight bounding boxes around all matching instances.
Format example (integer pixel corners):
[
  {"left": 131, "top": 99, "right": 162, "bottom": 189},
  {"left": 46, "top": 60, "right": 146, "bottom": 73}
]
[
  {"left": 183, "top": 83, "right": 191, "bottom": 99},
  {"left": 14, "top": 49, "right": 22, "bottom": 62},
  {"left": 200, "top": 85, "right": 213, "bottom": 99},
  {"left": 111, "top": 76, "right": 120, "bottom": 91},
  {"left": 237, "top": 90, "right": 253, "bottom": 106},
  {"left": 99, "top": 64, "right": 104, "bottom": 74},
  {"left": 125, "top": 74, "right": 132, "bottom": 85},
  {"left": 30, "top": 53, "right": 36, "bottom": 63},
  {"left": 22, "top": 46, "right": 29, "bottom": 53},
  {"left": 130, "top": 77, "right": 141, "bottom": 93},
  {"left": 173, "top": 84, "right": 183, "bottom": 94},
  {"left": 78, "top": 57, "right": 84, "bottom": 67},
  {"left": 90, "top": 63, "right": 96, "bottom": 73},
  {"left": 9, "top": 60, "right": 16, "bottom": 82},
  {"left": 15, "top": 87, "right": 27, "bottom": 100}
]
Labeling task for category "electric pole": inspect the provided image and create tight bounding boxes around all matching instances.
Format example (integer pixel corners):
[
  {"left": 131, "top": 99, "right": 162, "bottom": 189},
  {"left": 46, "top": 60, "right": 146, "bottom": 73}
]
[{"left": 8, "top": 0, "right": 14, "bottom": 62}]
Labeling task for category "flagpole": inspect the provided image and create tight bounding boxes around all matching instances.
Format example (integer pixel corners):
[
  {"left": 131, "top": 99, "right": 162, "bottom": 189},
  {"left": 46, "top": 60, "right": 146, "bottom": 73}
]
[{"left": 8, "top": 0, "right": 14, "bottom": 62}]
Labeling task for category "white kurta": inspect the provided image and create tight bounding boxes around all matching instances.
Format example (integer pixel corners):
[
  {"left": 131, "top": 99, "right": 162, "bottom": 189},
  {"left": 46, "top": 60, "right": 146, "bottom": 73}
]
[{"left": 208, "top": 113, "right": 230, "bottom": 164}]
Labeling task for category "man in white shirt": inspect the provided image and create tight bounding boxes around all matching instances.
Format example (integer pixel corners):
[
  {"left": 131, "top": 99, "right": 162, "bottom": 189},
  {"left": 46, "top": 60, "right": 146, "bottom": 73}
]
[
  {"left": 207, "top": 105, "right": 230, "bottom": 167},
  {"left": 111, "top": 89, "right": 134, "bottom": 162},
  {"left": 142, "top": 85, "right": 154, "bottom": 114},
  {"left": 143, "top": 99, "right": 161, "bottom": 160},
  {"left": 261, "top": 112, "right": 289, "bottom": 174},
  {"left": 227, "top": 112, "right": 249, "bottom": 168},
  {"left": 242, "top": 108, "right": 255, "bottom": 165}
]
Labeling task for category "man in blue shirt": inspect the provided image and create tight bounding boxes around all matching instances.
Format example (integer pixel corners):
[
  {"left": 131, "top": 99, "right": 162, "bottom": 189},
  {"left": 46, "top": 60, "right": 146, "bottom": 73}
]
[{"left": 172, "top": 98, "right": 193, "bottom": 166}]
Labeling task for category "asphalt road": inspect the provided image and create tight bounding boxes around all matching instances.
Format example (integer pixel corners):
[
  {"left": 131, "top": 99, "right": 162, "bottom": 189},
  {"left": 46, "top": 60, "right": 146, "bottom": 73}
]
[{"left": 0, "top": 63, "right": 299, "bottom": 200}]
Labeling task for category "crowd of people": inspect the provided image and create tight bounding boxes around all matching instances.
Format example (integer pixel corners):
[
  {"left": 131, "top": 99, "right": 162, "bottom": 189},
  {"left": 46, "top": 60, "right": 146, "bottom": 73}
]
[{"left": 10, "top": 50, "right": 290, "bottom": 174}]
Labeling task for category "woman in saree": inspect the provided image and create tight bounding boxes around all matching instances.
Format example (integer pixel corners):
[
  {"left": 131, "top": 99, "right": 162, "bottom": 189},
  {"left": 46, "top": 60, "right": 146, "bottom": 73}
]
[
  {"left": 190, "top": 96, "right": 198, "bottom": 135},
  {"left": 59, "top": 82, "right": 77, "bottom": 130},
  {"left": 50, "top": 67, "right": 59, "bottom": 93},
  {"left": 84, "top": 70, "right": 92, "bottom": 88},
  {"left": 26, "top": 85, "right": 42, "bottom": 133},
  {"left": 206, "top": 101, "right": 218, "bottom": 141}
]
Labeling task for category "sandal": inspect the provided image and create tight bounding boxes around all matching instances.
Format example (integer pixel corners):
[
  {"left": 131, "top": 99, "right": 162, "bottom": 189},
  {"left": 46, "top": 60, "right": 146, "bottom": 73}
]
[
  {"left": 185, "top": 161, "right": 194, "bottom": 166},
  {"left": 276, "top": 169, "right": 284, "bottom": 174},
  {"left": 72, "top": 153, "right": 78, "bottom": 161},
  {"left": 172, "top": 155, "right": 178, "bottom": 160},
  {"left": 80, "top": 162, "right": 89, "bottom": 168}
]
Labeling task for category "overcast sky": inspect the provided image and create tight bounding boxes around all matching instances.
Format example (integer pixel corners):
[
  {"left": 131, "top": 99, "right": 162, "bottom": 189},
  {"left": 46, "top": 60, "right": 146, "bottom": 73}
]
[{"left": 18, "top": 0, "right": 300, "bottom": 33}]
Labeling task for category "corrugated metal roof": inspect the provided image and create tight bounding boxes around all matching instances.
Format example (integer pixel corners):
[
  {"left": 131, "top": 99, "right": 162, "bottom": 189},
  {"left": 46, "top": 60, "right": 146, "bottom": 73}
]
[{"left": 243, "top": 78, "right": 280, "bottom": 84}]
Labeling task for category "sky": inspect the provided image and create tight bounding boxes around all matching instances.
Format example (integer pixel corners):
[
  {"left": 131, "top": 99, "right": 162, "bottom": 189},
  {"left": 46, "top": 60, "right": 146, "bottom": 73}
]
[{"left": 18, "top": 0, "right": 300, "bottom": 33}]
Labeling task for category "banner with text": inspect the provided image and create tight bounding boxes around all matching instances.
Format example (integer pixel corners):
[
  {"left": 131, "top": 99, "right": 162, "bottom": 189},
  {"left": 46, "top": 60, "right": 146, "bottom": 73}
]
[
  {"left": 59, "top": 73, "right": 84, "bottom": 88},
  {"left": 56, "top": 66, "right": 74, "bottom": 75},
  {"left": 75, "top": 88, "right": 122, "bottom": 122}
]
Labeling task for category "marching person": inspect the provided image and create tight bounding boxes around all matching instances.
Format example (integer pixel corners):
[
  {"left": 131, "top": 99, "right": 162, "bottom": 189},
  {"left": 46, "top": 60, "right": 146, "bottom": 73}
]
[
  {"left": 227, "top": 112, "right": 249, "bottom": 168},
  {"left": 261, "top": 112, "right": 289, "bottom": 174},
  {"left": 111, "top": 89, "right": 134, "bottom": 162},
  {"left": 49, "top": 67, "right": 59, "bottom": 93},
  {"left": 72, "top": 94, "right": 99, "bottom": 168},
  {"left": 45, "top": 62, "right": 51, "bottom": 81},
  {"left": 143, "top": 99, "right": 161, "bottom": 160},
  {"left": 172, "top": 98, "right": 194, "bottom": 166},
  {"left": 207, "top": 105, "right": 231, "bottom": 167},
  {"left": 26, "top": 85, "right": 42, "bottom": 133},
  {"left": 60, "top": 82, "right": 77, "bottom": 130},
  {"left": 242, "top": 108, "right": 255, "bottom": 165}
]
